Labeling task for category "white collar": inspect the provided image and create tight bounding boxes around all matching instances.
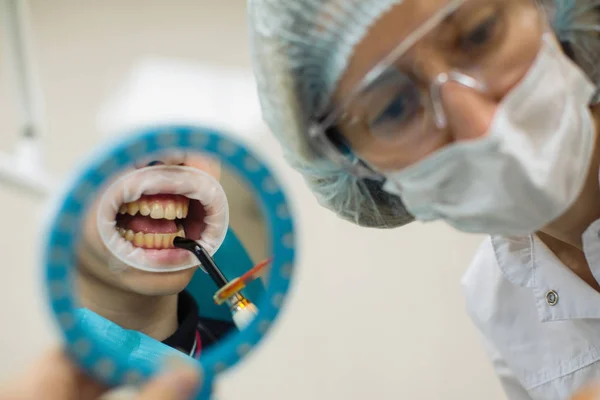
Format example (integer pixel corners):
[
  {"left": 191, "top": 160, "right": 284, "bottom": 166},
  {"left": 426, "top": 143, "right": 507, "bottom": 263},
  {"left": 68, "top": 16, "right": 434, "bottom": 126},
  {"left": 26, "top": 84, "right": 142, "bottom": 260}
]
[{"left": 491, "top": 218, "right": 600, "bottom": 322}]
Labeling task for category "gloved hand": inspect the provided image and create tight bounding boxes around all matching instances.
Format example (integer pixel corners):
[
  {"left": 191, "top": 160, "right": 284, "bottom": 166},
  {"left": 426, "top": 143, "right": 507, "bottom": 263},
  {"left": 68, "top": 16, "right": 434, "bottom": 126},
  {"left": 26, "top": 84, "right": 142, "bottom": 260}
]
[{"left": 0, "top": 348, "right": 201, "bottom": 400}]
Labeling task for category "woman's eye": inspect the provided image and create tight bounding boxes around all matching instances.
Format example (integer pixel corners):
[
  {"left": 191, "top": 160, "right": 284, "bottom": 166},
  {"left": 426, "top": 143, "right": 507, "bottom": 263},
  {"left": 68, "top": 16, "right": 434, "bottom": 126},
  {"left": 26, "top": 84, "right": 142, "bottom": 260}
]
[
  {"left": 460, "top": 14, "right": 499, "bottom": 49},
  {"left": 382, "top": 96, "right": 406, "bottom": 119},
  {"left": 371, "top": 92, "right": 418, "bottom": 128}
]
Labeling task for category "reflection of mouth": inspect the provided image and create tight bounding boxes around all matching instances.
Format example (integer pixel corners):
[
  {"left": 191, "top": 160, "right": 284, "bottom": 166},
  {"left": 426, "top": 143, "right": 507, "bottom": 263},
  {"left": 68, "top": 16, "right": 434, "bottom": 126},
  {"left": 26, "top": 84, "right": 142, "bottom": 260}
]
[
  {"left": 97, "top": 164, "right": 229, "bottom": 272},
  {"left": 115, "top": 194, "right": 207, "bottom": 250}
]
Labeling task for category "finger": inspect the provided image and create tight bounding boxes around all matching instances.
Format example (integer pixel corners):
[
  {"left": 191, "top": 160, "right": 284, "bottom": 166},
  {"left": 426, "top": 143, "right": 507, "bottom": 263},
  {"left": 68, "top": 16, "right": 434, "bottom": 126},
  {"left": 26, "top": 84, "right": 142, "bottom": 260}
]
[
  {"left": 136, "top": 367, "right": 201, "bottom": 400},
  {"left": 26, "top": 349, "right": 107, "bottom": 400}
]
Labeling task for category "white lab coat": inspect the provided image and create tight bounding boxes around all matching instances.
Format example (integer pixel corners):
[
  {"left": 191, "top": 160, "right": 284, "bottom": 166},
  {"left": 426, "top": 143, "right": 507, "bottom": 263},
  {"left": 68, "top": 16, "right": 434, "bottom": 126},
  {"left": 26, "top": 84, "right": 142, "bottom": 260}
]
[{"left": 462, "top": 219, "right": 600, "bottom": 400}]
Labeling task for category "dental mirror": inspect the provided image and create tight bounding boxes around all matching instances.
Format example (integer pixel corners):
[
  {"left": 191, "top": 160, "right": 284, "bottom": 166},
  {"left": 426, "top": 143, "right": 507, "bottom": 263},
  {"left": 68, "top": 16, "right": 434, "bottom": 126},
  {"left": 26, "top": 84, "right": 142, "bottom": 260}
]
[{"left": 44, "top": 126, "right": 296, "bottom": 399}]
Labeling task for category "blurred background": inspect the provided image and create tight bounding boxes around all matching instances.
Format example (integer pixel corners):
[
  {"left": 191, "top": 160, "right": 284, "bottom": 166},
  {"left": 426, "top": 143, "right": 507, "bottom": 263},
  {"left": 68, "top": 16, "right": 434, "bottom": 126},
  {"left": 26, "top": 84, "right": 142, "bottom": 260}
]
[{"left": 0, "top": 1, "right": 504, "bottom": 399}]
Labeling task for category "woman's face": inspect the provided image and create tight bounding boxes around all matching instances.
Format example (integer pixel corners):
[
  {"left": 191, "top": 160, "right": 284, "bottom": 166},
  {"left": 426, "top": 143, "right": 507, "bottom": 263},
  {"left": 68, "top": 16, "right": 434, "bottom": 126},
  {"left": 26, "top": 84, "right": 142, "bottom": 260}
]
[
  {"left": 331, "top": 0, "right": 546, "bottom": 171},
  {"left": 78, "top": 153, "right": 222, "bottom": 297}
]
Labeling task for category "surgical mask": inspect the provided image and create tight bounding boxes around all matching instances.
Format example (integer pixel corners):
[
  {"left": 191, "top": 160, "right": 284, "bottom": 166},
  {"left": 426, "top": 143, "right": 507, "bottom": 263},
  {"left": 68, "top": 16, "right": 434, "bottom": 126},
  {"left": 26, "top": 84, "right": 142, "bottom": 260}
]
[{"left": 381, "top": 34, "right": 597, "bottom": 236}]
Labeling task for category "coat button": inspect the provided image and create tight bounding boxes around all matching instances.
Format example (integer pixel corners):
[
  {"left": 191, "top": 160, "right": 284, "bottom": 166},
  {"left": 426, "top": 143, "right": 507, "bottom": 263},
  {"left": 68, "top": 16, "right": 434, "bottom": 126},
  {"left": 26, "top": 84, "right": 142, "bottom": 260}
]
[{"left": 546, "top": 290, "right": 559, "bottom": 306}]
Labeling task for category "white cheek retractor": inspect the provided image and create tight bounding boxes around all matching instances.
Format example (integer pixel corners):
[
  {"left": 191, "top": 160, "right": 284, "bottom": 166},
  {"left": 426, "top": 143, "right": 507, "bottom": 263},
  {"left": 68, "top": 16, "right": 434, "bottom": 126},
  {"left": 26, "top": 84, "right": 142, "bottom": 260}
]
[{"left": 96, "top": 165, "right": 229, "bottom": 273}]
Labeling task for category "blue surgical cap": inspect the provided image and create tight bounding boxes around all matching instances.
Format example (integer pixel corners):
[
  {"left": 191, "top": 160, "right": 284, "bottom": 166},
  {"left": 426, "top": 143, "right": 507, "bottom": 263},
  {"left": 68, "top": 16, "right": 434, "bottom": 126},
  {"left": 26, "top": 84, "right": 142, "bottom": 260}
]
[{"left": 248, "top": 0, "right": 600, "bottom": 229}]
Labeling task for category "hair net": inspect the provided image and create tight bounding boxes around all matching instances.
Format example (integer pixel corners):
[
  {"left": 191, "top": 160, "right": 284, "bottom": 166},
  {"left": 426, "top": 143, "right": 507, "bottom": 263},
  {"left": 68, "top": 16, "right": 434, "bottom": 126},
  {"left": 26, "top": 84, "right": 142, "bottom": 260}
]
[
  {"left": 248, "top": 0, "right": 600, "bottom": 229},
  {"left": 544, "top": 0, "right": 600, "bottom": 103}
]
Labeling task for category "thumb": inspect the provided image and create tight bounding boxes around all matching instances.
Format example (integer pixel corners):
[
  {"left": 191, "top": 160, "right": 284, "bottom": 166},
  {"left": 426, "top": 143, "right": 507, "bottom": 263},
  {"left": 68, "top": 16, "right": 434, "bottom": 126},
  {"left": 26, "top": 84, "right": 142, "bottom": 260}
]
[
  {"left": 136, "top": 364, "right": 202, "bottom": 400},
  {"left": 0, "top": 349, "right": 107, "bottom": 400}
]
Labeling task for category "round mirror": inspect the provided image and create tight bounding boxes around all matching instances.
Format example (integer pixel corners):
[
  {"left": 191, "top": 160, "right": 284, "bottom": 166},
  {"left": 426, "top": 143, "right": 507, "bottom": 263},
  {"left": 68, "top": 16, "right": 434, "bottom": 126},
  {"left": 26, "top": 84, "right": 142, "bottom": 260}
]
[{"left": 44, "top": 126, "right": 296, "bottom": 399}]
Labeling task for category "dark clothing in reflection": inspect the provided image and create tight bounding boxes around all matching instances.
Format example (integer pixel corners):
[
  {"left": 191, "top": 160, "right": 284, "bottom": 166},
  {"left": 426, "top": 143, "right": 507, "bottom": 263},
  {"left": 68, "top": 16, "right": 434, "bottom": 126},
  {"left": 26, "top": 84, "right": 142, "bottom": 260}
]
[{"left": 162, "top": 290, "right": 236, "bottom": 357}]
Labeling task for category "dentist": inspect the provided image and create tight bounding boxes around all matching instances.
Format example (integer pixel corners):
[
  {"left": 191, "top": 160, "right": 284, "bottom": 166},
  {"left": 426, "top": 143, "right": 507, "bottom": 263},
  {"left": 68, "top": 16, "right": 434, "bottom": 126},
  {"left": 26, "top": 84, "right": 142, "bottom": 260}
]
[{"left": 249, "top": 0, "right": 600, "bottom": 398}]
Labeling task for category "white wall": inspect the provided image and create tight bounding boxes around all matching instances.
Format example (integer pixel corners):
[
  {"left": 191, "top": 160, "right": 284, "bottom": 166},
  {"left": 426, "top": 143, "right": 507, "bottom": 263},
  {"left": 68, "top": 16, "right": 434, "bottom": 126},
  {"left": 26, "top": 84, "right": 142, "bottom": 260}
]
[{"left": 0, "top": 1, "right": 505, "bottom": 399}]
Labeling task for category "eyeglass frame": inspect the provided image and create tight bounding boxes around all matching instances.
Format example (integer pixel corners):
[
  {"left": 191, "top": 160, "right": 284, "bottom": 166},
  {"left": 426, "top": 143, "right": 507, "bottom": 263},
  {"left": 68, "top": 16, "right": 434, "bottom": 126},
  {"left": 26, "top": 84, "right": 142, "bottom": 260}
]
[{"left": 308, "top": 0, "right": 550, "bottom": 179}]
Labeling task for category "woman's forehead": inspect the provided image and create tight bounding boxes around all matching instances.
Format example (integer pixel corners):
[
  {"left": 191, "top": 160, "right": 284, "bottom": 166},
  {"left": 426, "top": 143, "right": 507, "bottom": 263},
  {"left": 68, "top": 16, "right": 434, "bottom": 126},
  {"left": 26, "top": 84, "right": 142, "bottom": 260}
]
[{"left": 334, "top": 0, "right": 471, "bottom": 101}]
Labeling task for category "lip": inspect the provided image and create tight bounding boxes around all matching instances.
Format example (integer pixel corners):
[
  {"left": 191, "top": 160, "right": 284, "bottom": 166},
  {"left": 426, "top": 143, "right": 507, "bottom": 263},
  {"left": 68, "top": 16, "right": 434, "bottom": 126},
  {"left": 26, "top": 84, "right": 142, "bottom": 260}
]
[
  {"left": 141, "top": 248, "right": 194, "bottom": 266},
  {"left": 114, "top": 193, "right": 202, "bottom": 261},
  {"left": 96, "top": 165, "right": 229, "bottom": 273}
]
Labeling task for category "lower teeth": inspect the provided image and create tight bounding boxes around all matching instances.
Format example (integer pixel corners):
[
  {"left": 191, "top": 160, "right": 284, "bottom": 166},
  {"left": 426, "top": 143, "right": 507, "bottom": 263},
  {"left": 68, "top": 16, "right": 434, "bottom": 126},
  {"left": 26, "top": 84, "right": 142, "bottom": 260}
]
[{"left": 117, "top": 224, "right": 185, "bottom": 249}]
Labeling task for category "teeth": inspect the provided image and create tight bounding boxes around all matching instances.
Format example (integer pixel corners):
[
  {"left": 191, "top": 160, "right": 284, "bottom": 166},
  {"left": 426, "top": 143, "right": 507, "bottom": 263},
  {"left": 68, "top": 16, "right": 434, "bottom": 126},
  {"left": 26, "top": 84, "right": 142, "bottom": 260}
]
[
  {"left": 133, "top": 232, "right": 144, "bottom": 247},
  {"left": 118, "top": 198, "right": 190, "bottom": 220},
  {"left": 139, "top": 201, "right": 151, "bottom": 216},
  {"left": 117, "top": 225, "right": 186, "bottom": 250},
  {"left": 150, "top": 203, "right": 164, "bottom": 219},
  {"left": 165, "top": 202, "right": 177, "bottom": 220},
  {"left": 162, "top": 234, "right": 171, "bottom": 248},
  {"left": 145, "top": 233, "right": 155, "bottom": 248},
  {"left": 127, "top": 202, "right": 139, "bottom": 216}
]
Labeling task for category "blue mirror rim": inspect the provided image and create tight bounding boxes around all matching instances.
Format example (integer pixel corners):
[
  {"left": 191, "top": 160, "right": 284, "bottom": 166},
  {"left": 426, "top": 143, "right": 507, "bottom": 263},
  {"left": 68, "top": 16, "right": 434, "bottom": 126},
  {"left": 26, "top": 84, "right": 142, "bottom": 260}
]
[{"left": 43, "top": 125, "right": 296, "bottom": 388}]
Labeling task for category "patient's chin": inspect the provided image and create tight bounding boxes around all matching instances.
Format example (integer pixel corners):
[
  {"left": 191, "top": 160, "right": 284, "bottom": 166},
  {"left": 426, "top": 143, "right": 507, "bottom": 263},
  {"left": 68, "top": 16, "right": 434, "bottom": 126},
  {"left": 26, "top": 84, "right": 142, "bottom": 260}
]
[{"left": 120, "top": 267, "right": 197, "bottom": 297}]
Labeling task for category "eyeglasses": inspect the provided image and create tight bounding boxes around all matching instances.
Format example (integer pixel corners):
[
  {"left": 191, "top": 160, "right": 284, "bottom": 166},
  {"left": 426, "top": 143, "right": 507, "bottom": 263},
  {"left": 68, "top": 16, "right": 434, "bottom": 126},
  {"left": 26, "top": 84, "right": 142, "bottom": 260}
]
[{"left": 309, "top": 0, "right": 548, "bottom": 178}]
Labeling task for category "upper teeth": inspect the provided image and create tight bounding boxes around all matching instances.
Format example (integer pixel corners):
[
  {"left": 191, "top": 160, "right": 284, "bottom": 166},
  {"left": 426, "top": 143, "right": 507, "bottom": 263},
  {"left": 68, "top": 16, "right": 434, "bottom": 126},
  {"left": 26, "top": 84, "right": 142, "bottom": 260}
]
[{"left": 118, "top": 198, "right": 189, "bottom": 220}]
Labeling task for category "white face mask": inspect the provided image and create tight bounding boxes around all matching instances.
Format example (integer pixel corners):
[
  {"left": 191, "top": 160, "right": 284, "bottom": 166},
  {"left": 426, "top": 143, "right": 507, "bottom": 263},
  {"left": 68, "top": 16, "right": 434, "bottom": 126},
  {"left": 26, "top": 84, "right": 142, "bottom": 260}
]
[{"left": 381, "top": 35, "right": 597, "bottom": 236}]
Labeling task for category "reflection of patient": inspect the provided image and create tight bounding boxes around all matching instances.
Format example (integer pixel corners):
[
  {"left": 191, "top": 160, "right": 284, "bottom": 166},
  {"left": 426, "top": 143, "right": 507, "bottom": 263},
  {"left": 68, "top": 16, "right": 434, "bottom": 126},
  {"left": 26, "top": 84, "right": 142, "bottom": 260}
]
[{"left": 77, "top": 153, "right": 236, "bottom": 358}]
